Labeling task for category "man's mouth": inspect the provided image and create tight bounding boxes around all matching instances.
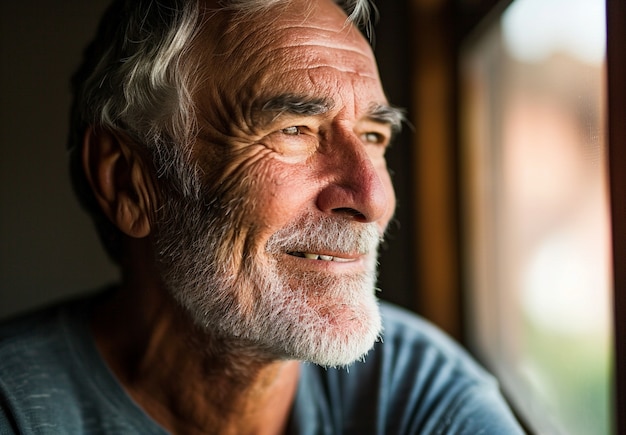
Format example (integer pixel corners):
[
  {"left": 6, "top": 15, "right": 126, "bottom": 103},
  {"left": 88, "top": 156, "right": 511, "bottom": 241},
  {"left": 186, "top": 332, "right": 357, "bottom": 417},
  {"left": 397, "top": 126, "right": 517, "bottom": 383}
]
[{"left": 286, "top": 251, "right": 355, "bottom": 263}]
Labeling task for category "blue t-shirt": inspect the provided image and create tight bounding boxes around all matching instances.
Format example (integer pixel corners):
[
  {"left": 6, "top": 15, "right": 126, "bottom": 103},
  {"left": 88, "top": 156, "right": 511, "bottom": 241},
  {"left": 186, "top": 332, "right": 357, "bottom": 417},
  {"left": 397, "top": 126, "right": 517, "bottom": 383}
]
[{"left": 0, "top": 291, "right": 523, "bottom": 434}]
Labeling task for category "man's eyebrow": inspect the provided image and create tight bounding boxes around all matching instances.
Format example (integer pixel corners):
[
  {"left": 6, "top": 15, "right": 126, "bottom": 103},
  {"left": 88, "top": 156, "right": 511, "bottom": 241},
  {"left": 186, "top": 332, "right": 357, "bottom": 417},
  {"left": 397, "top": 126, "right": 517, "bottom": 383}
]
[
  {"left": 365, "top": 103, "right": 406, "bottom": 134},
  {"left": 257, "top": 94, "right": 335, "bottom": 124},
  {"left": 254, "top": 95, "right": 406, "bottom": 133}
]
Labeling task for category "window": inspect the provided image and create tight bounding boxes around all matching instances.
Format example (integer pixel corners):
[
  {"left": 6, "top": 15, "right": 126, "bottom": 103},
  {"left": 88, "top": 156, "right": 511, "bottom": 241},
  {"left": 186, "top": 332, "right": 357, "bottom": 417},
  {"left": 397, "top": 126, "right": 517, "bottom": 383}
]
[{"left": 459, "top": 0, "right": 612, "bottom": 433}]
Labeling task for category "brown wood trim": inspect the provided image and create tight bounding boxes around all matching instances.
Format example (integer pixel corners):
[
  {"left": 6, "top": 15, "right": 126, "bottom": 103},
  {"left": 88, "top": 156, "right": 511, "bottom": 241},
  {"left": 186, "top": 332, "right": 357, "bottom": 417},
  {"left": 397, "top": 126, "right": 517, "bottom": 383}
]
[
  {"left": 412, "top": 0, "right": 461, "bottom": 339},
  {"left": 607, "top": 0, "right": 626, "bottom": 432}
]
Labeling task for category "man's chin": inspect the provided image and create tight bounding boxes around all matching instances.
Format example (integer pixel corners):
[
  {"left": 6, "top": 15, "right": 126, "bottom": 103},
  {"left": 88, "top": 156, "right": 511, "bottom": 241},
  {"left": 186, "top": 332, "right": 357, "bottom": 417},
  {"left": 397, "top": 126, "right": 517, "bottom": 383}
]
[
  {"left": 275, "top": 293, "right": 383, "bottom": 367},
  {"left": 163, "top": 261, "right": 382, "bottom": 367}
]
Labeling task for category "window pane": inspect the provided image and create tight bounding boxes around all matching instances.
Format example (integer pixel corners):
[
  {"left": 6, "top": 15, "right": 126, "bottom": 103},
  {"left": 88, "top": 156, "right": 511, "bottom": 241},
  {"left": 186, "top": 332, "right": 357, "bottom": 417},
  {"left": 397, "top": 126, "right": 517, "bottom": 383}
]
[{"left": 460, "top": 0, "right": 612, "bottom": 433}]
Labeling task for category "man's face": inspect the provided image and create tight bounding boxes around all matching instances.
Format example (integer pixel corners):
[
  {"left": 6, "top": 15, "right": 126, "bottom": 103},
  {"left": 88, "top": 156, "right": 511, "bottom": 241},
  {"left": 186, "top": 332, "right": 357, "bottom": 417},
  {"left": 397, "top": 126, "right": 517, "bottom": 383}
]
[{"left": 154, "top": 0, "right": 398, "bottom": 366}]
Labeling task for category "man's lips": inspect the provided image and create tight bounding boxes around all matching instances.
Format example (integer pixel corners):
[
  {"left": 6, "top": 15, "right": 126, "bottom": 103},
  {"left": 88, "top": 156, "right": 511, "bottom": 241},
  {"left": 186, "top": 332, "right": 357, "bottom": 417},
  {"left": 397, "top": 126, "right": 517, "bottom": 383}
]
[{"left": 286, "top": 251, "right": 357, "bottom": 263}]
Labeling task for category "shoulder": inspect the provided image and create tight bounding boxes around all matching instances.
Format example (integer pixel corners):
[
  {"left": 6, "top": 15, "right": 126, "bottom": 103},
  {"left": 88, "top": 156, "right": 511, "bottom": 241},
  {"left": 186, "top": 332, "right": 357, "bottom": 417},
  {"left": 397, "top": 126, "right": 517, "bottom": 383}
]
[
  {"left": 377, "top": 301, "right": 488, "bottom": 380},
  {"left": 367, "top": 301, "right": 500, "bottom": 401},
  {"left": 0, "top": 291, "right": 166, "bottom": 434},
  {"left": 379, "top": 301, "right": 465, "bottom": 354},
  {"left": 0, "top": 298, "right": 83, "bottom": 377},
  {"left": 0, "top": 292, "right": 104, "bottom": 369},
  {"left": 376, "top": 302, "right": 523, "bottom": 433},
  {"left": 297, "top": 301, "right": 524, "bottom": 434},
  {"left": 0, "top": 297, "right": 91, "bottom": 433}
]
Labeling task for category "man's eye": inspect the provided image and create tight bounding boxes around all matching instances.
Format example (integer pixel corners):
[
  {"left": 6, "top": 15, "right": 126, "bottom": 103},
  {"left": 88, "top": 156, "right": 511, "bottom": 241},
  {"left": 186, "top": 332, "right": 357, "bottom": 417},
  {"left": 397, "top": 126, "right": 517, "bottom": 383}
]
[
  {"left": 362, "top": 132, "right": 385, "bottom": 144},
  {"left": 281, "top": 126, "right": 301, "bottom": 135}
]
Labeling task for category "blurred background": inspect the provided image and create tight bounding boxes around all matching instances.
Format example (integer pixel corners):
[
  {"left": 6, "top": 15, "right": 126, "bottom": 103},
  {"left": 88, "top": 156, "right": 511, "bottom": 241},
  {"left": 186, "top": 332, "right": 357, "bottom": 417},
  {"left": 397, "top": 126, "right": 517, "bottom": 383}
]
[{"left": 1, "top": 1, "right": 117, "bottom": 319}]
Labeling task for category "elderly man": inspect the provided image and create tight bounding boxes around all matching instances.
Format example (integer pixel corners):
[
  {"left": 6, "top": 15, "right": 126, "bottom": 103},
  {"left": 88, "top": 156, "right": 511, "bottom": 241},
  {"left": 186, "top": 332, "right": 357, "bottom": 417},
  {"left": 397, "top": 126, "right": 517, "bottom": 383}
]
[{"left": 0, "top": 0, "right": 523, "bottom": 433}]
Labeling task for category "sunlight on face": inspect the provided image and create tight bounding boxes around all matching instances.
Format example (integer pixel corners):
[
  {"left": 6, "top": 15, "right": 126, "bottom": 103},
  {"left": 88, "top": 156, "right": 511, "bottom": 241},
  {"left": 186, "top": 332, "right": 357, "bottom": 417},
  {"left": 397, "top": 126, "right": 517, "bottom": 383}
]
[{"left": 153, "top": 0, "right": 393, "bottom": 366}]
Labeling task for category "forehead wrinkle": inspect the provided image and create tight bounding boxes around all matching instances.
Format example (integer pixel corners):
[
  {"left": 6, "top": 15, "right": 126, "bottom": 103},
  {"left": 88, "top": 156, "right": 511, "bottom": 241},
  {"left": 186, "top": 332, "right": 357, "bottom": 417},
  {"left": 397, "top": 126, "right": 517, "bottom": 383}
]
[
  {"left": 301, "top": 64, "right": 378, "bottom": 80},
  {"left": 193, "top": 1, "right": 386, "bottom": 137},
  {"left": 209, "top": 7, "right": 372, "bottom": 68},
  {"left": 215, "top": 27, "right": 377, "bottom": 82},
  {"left": 259, "top": 40, "right": 373, "bottom": 59},
  {"left": 259, "top": 22, "right": 373, "bottom": 54},
  {"left": 256, "top": 18, "right": 374, "bottom": 56},
  {"left": 196, "top": 2, "right": 378, "bottom": 88}
]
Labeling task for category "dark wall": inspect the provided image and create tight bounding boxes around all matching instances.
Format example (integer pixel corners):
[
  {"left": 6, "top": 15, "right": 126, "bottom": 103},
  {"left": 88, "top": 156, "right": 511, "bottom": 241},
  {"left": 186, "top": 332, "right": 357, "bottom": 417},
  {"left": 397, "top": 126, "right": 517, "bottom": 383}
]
[
  {"left": 0, "top": 1, "right": 116, "bottom": 319},
  {"left": 0, "top": 1, "right": 415, "bottom": 319},
  {"left": 374, "top": 0, "right": 417, "bottom": 310}
]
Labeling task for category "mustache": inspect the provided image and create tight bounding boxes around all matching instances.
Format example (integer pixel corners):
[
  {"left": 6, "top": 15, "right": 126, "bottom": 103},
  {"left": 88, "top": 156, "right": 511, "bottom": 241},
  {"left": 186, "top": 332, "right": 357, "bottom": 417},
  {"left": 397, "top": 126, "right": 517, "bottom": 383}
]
[{"left": 265, "top": 213, "right": 382, "bottom": 256}]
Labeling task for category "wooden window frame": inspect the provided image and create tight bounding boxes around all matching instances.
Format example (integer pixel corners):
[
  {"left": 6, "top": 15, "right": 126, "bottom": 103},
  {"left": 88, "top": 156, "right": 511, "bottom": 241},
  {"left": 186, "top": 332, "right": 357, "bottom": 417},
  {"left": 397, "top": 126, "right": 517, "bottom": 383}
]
[
  {"left": 607, "top": 0, "right": 626, "bottom": 432},
  {"left": 413, "top": 0, "right": 623, "bottom": 431}
]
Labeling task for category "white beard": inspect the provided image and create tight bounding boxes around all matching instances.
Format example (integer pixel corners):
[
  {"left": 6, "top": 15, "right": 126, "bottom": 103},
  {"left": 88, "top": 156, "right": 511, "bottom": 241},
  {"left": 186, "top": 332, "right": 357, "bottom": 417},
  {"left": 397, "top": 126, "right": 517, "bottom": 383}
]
[{"left": 154, "top": 193, "right": 383, "bottom": 367}]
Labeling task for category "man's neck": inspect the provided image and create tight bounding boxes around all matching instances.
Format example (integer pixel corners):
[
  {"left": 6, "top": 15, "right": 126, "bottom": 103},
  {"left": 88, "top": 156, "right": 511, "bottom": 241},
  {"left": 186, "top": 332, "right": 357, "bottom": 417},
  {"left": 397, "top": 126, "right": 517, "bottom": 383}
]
[{"left": 91, "top": 282, "right": 300, "bottom": 435}]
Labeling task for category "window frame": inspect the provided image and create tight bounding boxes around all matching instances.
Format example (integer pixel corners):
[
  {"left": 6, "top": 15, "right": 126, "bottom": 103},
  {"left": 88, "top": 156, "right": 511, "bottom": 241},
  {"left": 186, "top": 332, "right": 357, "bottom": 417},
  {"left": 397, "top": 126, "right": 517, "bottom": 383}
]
[
  {"left": 606, "top": 0, "right": 626, "bottom": 432},
  {"left": 412, "top": 1, "right": 621, "bottom": 429}
]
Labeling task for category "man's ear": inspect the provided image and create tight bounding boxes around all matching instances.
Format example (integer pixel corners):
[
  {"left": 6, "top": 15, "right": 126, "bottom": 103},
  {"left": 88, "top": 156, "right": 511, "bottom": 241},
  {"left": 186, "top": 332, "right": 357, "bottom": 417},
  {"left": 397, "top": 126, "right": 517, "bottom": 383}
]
[{"left": 82, "top": 127, "right": 157, "bottom": 238}]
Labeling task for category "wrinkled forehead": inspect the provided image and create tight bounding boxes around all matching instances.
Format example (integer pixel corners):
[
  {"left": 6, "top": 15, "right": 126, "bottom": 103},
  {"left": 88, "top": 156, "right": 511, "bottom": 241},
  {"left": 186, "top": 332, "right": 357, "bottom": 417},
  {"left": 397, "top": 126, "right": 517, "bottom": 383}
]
[
  {"left": 199, "top": 0, "right": 372, "bottom": 50},
  {"left": 193, "top": 0, "right": 381, "bottom": 92}
]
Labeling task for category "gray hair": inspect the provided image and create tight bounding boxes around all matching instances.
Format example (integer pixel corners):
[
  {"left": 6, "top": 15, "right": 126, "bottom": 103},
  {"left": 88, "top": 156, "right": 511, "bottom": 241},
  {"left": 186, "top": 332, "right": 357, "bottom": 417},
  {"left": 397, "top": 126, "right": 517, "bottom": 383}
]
[{"left": 68, "top": 0, "right": 376, "bottom": 262}]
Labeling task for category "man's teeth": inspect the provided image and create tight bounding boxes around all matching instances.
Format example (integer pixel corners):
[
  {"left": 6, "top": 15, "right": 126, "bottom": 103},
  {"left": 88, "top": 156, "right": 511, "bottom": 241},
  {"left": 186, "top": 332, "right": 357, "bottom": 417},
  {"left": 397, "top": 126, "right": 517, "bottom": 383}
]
[{"left": 291, "top": 252, "right": 352, "bottom": 262}]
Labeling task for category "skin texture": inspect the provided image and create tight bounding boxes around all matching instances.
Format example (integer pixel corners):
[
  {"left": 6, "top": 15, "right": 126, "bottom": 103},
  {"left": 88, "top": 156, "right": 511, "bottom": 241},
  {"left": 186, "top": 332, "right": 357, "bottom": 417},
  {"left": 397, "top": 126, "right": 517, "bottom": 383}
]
[{"left": 86, "top": 0, "right": 397, "bottom": 433}]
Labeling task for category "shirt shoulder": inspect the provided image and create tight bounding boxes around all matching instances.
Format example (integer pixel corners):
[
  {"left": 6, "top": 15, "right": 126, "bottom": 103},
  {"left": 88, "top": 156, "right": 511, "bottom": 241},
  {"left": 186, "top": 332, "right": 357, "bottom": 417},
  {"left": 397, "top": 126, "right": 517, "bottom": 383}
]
[
  {"left": 0, "top": 293, "right": 166, "bottom": 435},
  {"left": 377, "top": 301, "right": 491, "bottom": 384},
  {"left": 292, "top": 301, "right": 524, "bottom": 435}
]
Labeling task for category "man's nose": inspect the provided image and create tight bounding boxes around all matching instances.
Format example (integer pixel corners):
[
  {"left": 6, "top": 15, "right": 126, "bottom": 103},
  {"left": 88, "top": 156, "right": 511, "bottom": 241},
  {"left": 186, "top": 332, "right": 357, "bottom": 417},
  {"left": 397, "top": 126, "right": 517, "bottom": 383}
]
[{"left": 315, "top": 132, "right": 391, "bottom": 223}]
